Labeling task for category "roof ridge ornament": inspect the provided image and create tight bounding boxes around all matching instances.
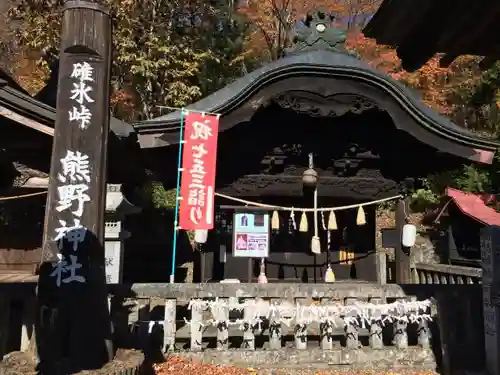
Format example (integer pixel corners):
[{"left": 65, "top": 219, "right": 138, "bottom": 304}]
[{"left": 283, "top": 9, "right": 355, "bottom": 57}]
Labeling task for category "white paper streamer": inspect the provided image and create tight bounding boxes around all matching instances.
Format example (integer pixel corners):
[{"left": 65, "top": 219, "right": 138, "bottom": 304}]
[{"left": 185, "top": 298, "right": 433, "bottom": 328}]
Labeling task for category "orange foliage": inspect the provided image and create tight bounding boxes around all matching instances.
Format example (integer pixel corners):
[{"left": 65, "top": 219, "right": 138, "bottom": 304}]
[
  {"left": 347, "top": 32, "right": 480, "bottom": 115},
  {"left": 6, "top": 0, "right": 482, "bottom": 124},
  {"left": 110, "top": 88, "right": 139, "bottom": 122},
  {"left": 239, "top": 0, "right": 380, "bottom": 61},
  {"left": 240, "top": 0, "right": 480, "bottom": 117},
  {"left": 11, "top": 55, "right": 49, "bottom": 95}
]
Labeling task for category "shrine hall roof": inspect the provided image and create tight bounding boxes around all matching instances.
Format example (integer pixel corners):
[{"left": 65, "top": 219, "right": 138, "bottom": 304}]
[
  {"left": 446, "top": 187, "right": 500, "bottom": 227},
  {"left": 363, "top": 0, "right": 500, "bottom": 71},
  {"left": 134, "top": 49, "right": 498, "bottom": 156}
]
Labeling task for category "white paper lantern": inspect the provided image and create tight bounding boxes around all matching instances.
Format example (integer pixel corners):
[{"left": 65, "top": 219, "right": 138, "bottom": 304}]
[
  {"left": 402, "top": 224, "right": 417, "bottom": 247},
  {"left": 194, "top": 229, "right": 208, "bottom": 244}
]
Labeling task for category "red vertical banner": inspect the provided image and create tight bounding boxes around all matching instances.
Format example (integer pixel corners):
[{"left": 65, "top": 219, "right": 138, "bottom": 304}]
[{"left": 179, "top": 112, "right": 220, "bottom": 230}]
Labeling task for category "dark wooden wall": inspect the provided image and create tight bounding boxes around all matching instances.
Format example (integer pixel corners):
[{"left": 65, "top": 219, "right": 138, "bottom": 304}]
[
  {"left": 123, "top": 208, "right": 195, "bottom": 283},
  {"left": 0, "top": 193, "right": 45, "bottom": 272},
  {"left": 0, "top": 118, "right": 51, "bottom": 274}
]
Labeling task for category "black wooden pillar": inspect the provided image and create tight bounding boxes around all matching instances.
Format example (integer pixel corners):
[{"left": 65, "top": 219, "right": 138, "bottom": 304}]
[
  {"left": 36, "top": 0, "right": 112, "bottom": 373},
  {"left": 395, "top": 197, "right": 411, "bottom": 283}
]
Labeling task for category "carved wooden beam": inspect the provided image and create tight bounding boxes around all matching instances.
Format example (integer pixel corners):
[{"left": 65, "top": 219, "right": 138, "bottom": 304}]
[{"left": 217, "top": 174, "right": 399, "bottom": 200}]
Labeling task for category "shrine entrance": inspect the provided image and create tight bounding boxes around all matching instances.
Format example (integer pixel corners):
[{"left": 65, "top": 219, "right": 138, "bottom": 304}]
[
  {"left": 205, "top": 104, "right": 397, "bottom": 283},
  {"left": 134, "top": 10, "right": 497, "bottom": 283}
]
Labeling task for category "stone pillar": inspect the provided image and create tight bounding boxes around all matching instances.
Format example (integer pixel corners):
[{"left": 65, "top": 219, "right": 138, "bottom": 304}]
[
  {"left": 480, "top": 226, "right": 500, "bottom": 375},
  {"left": 104, "top": 184, "right": 141, "bottom": 283}
]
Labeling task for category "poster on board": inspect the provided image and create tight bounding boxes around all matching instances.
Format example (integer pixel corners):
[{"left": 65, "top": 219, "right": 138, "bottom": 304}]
[{"left": 232, "top": 212, "right": 269, "bottom": 258}]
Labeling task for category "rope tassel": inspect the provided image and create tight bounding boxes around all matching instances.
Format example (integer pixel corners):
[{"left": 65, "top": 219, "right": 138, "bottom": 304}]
[
  {"left": 311, "top": 187, "right": 321, "bottom": 254},
  {"left": 324, "top": 264, "right": 335, "bottom": 282},
  {"left": 299, "top": 212, "right": 308, "bottom": 232},
  {"left": 356, "top": 206, "right": 366, "bottom": 226},
  {"left": 271, "top": 210, "right": 280, "bottom": 230},
  {"left": 328, "top": 210, "right": 338, "bottom": 230}
]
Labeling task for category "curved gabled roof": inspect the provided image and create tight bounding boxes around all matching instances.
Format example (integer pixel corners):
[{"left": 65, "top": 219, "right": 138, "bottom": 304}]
[{"left": 134, "top": 49, "right": 498, "bottom": 162}]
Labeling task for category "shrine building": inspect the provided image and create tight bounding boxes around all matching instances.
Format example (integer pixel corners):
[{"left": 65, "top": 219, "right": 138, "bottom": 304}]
[{"left": 133, "top": 10, "right": 499, "bottom": 283}]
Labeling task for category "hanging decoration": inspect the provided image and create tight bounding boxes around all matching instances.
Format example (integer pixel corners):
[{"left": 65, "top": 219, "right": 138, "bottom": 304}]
[
  {"left": 324, "top": 264, "right": 335, "bottom": 282},
  {"left": 356, "top": 206, "right": 366, "bottom": 226},
  {"left": 320, "top": 211, "right": 327, "bottom": 231},
  {"left": 299, "top": 212, "right": 308, "bottom": 232},
  {"left": 328, "top": 210, "right": 338, "bottom": 230},
  {"left": 215, "top": 193, "right": 401, "bottom": 222},
  {"left": 311, "top": 186, "right": 321, "bottom": 254},
  {"left": 186, "top": 298, "right": 434, "bottom": 328},
  {"left": 290, "top": 208, "right": 297, "bottom": 230},
  {"left": 194, "top": 229, "right": 208, "bottom": 244},
  {"left": 271, "top": 210, "right": 280, "bottom": 230}
]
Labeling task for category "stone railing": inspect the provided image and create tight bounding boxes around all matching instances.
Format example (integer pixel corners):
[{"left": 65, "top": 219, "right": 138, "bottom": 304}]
[
  {"left": 0, "top": 282, "right": 488, "bottom": 373},
  {"left": 411, "top": 263, "right": 482, "bottom": 285},
  {"left": 108, "top": 283, "right": 437, "bottom": 371}
]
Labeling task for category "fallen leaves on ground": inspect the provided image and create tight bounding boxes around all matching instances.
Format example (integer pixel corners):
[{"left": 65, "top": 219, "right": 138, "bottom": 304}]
[
  {"left": 153, "top": 356, "right": 439, "bottom": 375},
  {"left": 153, "top": 356, "right": 250, "bottom": 375}
]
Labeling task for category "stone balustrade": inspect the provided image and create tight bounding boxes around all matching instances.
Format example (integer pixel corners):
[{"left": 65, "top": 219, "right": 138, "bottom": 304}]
[
  {"left": 412, "top": 263, "right": 482, "bottom": 285},
  {"left": 0, "top": 282, "right": 488, "bottom": 372},
  {"left": 108, "top": 283, "right": 437, "bottom": 370}
]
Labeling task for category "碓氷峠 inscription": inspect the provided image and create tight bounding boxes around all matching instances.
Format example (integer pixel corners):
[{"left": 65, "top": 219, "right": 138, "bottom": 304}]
[{"left": 68, "top": 62, "right": 95, "bottom": 130}]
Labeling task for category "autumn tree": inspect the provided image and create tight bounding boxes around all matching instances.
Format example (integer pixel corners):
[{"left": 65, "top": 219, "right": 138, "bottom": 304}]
[
  {"left": 238, "top": 0, "right": 380, "bottom": 62},
  {"left": 10, "top": 0, "right": 255, "bottom": 121}
]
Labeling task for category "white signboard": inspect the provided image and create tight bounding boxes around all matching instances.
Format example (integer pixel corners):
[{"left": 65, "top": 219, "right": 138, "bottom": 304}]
[
  {"left": 232, "top": 212, "right": 269, "bottom": 258},
  {"left": 105, "top": 241, "right": 123, "bottom": 284}
]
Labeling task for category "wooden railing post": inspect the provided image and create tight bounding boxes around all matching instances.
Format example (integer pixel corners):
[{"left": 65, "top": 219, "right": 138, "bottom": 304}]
[
  {"left": 418, "top": 319, "right": 430, "bottom": 349},
  {"left": 394, "top": 298, "right": 408, "bottom": 349},
  {"left": 320, "top": 298, "right": 333, "bottom": 350},
  {"left": 369, "top": 297, "right": 383, "bottom": 349},
  {"left": 216, "top": 298, "right": 229, "bottom": 350},
  {"left": 269, "top": 299, "right": 282, "bottom": 350},
  {"left": 294, "top": 298, "right": 307, "bottom": 350},
  {"left": 190, "top": 301, "right": 203, "bottom": 352},
  {"left": 345, "top": 297, "right": 359, "bottom": 349},
  {"left": 163, "top": 299, "right": 176, "bottom": 352},
  {"left": 137, "top": 301, "right": 151, "bottom": 348},
  {"left": 242, "top": 298, "right": 255, "bottom": 350}
]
